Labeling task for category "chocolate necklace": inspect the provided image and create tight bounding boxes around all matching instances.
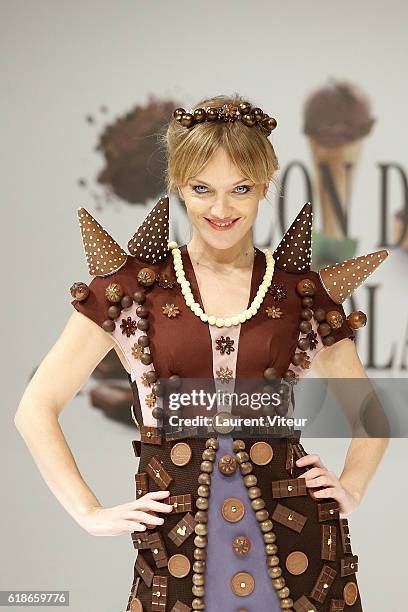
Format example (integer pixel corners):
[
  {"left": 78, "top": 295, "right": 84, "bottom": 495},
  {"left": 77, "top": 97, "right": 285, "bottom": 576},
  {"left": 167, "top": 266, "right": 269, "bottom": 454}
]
[{"left": 168, "top": 240, "right": 275, "bottom": 327}]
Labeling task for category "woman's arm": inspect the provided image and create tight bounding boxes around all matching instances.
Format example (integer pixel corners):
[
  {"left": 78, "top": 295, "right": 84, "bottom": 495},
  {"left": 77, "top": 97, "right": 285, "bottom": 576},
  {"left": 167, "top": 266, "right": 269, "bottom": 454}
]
[
  {"left": 14, "top": 310, "right": 172, "bottom": 533},
  {"left": 297, "top": 338, "right": 390, "bottom": 514}
]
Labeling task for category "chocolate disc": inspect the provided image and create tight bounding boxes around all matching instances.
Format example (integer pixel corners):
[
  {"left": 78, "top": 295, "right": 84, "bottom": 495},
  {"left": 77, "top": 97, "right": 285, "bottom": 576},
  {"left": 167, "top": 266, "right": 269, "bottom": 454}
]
[
  {"left": 230, "top": 571, "right": 255, "bottom": 596},
  {"left": 285, "top": 551, "right": 309, "bottom": 575},
  {"left": 168, "top": 553, "right": 191, "bottom": 578},
  {"left": 130, "top": 598, "right": 143, "bottom": 612},
  {"left": 170, "top": 442, "right": 192, "bottom": 466},
  {"left": 343, "top": 581, "right": 358, "bottom": 605},
  {"left": 249, "top": 441, "right": 274, "bottom": 465},
  {"left": 221, "top": 497, "right": 245, "bottom": 522}
]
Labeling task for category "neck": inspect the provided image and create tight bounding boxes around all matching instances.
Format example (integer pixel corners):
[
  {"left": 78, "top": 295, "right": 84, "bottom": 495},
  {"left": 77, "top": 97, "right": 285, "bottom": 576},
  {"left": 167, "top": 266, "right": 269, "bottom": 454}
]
[{"left": 186, "top": 229, "right": 255, "bottom": 271}]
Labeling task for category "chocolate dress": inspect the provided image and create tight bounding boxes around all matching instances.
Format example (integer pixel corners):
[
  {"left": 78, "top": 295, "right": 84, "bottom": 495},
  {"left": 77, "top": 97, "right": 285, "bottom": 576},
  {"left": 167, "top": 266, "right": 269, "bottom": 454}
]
[{"left": 70, "top": 197, "right": 388, "bottom": 612}]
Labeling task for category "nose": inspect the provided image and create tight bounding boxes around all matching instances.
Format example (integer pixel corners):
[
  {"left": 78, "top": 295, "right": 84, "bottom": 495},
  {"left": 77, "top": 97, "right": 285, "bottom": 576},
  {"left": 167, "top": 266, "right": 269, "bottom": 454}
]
[{"left": 209, "top": 194, "right": 235, "bottom": 220}]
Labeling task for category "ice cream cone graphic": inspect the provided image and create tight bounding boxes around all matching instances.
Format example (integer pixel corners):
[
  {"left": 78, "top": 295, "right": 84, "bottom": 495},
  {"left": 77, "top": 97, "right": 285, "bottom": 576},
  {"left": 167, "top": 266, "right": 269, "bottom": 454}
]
[{"left": 304, "top": 79, "right": 375, "bottom": 241}]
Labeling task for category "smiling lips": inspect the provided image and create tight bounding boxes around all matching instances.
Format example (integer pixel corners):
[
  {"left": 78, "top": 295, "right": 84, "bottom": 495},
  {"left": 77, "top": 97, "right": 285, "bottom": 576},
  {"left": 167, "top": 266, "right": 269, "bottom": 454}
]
[{"left": 205, "top": 218, "right": 240, "bottom": 231}]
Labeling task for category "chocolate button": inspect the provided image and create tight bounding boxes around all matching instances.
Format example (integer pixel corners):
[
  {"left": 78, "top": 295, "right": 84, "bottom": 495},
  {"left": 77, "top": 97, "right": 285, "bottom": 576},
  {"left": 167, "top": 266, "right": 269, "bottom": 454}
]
[
  {"left": 212, "top": 411, "right": 235, "bottom": 434},
  {"left": 231, "top": 571, "right": 255, "bottom": 596},
  {"left": 129, "top": 599, "right": 143, "bottom": 612},
  {"left": 285, "top": 550, "right": 309, "bottom": 575},
  {"left": 168, "top": 553, "right": 191, "bottom": 578},
  {"left": 343, "top": 581, "right": 358, "bottom": 605},
  {"left": 222, "top": 497, "right": 245, "bottom": 522},
  {"left": 170, "top": 442, "right": 192, "bottom": 466},
  {"left": 232, "top": 535, "right": 252, "bottom": 556},
  {"left": 249, "top": 441, "right": 274, "bottom": 465}
]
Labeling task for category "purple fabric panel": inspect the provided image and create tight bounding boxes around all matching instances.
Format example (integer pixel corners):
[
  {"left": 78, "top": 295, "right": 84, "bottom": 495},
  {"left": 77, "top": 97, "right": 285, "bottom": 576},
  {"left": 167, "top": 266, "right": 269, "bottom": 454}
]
[{"left": 204, "top": 435, "right": 281, "bottom": 611}]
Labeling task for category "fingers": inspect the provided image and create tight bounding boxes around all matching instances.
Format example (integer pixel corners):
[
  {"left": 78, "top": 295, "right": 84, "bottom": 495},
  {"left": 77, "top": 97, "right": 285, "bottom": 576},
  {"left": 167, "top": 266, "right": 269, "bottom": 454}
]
[
  {"left": 127, "top": 510, "right": 165, "bottom": 525},
  {"left": 295, "top": 453, "right": 325, "bottom": 469},
  {"left": 140, "top": 499, "right": 174, "bottom": 513},
  {"left": 298, "top": 467, "right": 326, "bottom": 480},
  {"left": 311, "top": 486, "right": 338, "bottom": 499},
  {"left": 305, "top": 474, "right": 336, "bottom": 488},
  {"left": 124, "top": 520, "right": 146, "bottom": 532}
]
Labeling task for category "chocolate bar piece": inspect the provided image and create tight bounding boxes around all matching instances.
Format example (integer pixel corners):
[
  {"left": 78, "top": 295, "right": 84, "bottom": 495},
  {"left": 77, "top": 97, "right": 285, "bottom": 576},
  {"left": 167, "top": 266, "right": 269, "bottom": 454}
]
[
  {"left": 146, "top": 457, "right": 173, "bottom": 490},
  {"left": 271, "top": 503, "right": 307, "bottom": 533},
  {"left": 170, "top": 601, "right": 192, "bottom": 612},
  {"left": 339, "top": 518, "right": 352, "bottom": 554},
  {"left": 341, "top": 554, "right": 358, "bottom": 577},
  {"left": 271, "top": 478, "right": 307, "bottom": 498},
  {"left": 168, "top": 512, "right": 197, "bottom": 547},
  {"left": 141, "top": 425, "right": 162, "bottom": 445},
  {"left": 135, "top": 552, "right": 154, "bottom": 587},
  {"left": 329, "top": 599, "right": 345, "bottom": 611},
  {"left": 310, "top": 564, "right": 337, "bottom": 603},
  {"left": 285, "top": 441, "right": 295, "bottom": 477},
  {"left": 317, "top": 501, "right": 340, "bottom": 522},
  {"left": 132, "top": 440, "right": 141, "bottom": 458},
  {"left": 151, "top": 575, "right": 168, "bottom": 611},
  {"left": 135, "top": 472, "right": 149, "bottom": 498},
  {"left": 294, "top": 595, "right": 317, "bottom": 612},
  {"left": 147, "top": 531, "right": 168, "bottom": 568},
  {"left": 321, "top": 524, "right": 337, "bottom": 561},
  {"left": 132, "top": 531, "right": 151, "bottom": 550},
  {"left": 165, "top": 494, "right": 193, "bottom": 514},
  {"left": 290, "top": 444, "right": 320, "bottom": 500}
]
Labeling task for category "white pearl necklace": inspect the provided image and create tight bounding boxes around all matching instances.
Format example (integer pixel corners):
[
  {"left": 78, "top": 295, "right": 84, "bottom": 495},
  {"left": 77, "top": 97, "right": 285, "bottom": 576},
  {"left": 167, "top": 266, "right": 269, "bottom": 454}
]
[{"left": 168, "top": 241, "right": 275, "bottom": 327}]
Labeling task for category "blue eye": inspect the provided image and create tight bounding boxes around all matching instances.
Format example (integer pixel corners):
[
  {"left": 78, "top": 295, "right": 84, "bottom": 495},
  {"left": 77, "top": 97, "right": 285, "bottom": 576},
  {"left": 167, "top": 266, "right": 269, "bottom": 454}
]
[{"left": 191, "top": 185, "right": 252, "bottom": 194}]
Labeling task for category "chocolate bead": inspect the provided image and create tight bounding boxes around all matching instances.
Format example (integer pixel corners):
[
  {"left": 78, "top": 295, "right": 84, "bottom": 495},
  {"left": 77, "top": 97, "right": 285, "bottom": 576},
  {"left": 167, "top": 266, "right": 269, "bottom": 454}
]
[
  {"left": 151, "top": 381, "right": 163, "bottom": 396},
  {"left": 284, "top": 370, "right": 297, "bottom": 383},
  {"left": 255, "top": 509, "right": 269, "bottom": 522},
  {"left": 251, "top": 498, "right": 265, "bottom": 511},
  {"left": 133, "top": 290, "right": 146, "bottom": 304},
  {"left": 137, "top": 267, "right": 157, "bottom": 287},
  {"left": 280, "top": 598, "right": 293, "bottom": 610},
  {"left": 243, "top": 474, "right": 257, "bottom": 487},
  {"left": 200, "top": 461, "right": 214, "bottom": 473},
  {"left": 248, "top": 486, "right": 262, "bottom": 499},
  {"left": 206, "top": 438, "right": 219, "bottom": 450},
  {"left": 300, "top": 308, "right": 313, "bottom": 320},
  {"left": 291, "top": 353, "right": 303, "bottom": 366},
  {"left": 232, "top": 439, "right": 245, "bottom": 452},
  {"left": 268, "top": 566, "right": 282, "bottom": 578},
  {"left": 193, "top": 561, "right": 206, "bottom": 573},
  {"left": 198, "top": 473, "right": 211, "bottom": 486},
  {"left": 347, "top": 310, "right": 367, "bottom": 329},
  {"left": 193, "top": 548, "right": 206, "bottom": 560},
  {"left": 297, "top": 336, "right": 310, "bottom": 350},
  {"left": 138, "top": 334, "right": 149, "bottom": 347},
  {"left": 195, "top": 511, "right": 208, "bottom": 523},
  {"left": 197, "top": 485, "right": 210, "bottom": 497},
  {"left": 192, "top": 586, "right": 205, "bottom": 598},
  {"left": 192, "top": 598, "right": 205, "bottom": 610},
  {"left": 296, "top": 278, "right": 316, "bottom": 297},
  {"left": 136, "top": 305, "right": 149, "bottom": 318},
  {"left": 192, "top": 573, "right": 205, "bottom": 586},
  {"left": 326, "top": 309, "right": 344, "bottom": 329},
  {"left": 105, "top": 282, "right": 124, "bottom": 302},
  {"left": 137, "top": 318, "right": 149, "bottom": 331},
  {"left": 218, "top": 454, "right": 237, "bottom": 476},
  {"left": 260, "top": 520, "right": 274, "bottom": 532},
  {"left": 265, "top": 543, "right": 278, "bottom": 555},
  {"left": 202, "top": 448, "right": 216, "bottom": 461},
  {"left": 102, "top": 319, "right": 115, "bottom": 332},
  {"left": 263, "top": 367, "right": 278, "bottom": 380},
  {"left": 271, "top": 577, "right": 285, "bottom": 589},
  {"left": 194, "top": 535, "right": 207, "bottom": 548},
  {"left": 121, "top": 294, "right": 133, "bottom": 309},
  {"left": 267, "top": 554, "right": 280, "bottom": 566},
  {"left": 299, "top": 320, "right": 312, "bottom": 334},
  {"left": 317, "top": 322, "right": 331, "bottom": 337},
  {"left": 264, "top": 532, "right": 276, "bottom": 544},
  {"left": 168, "top": 374, "right": 182, "bottom": 389},
  {"left": 314, "top": 307, "right": 326, "bottom": 322},
  {"left": 195, "top": 522, "right": 208, "bottom": 536},
  {"left": 196, "top": 498, "right": 209, "bottom": 511},
  {"left": 323, "top": 334, "right": 335, "bottom": 346},
  {"left": 144, "top": 370, "right": 157, "bottom": 384},
  {"left": 140, "top": 353, "right": 152, "bottom": 365},
  {"left": 235, "top": 451, "right": 249, "bottom": 464},
  {"left": 239, "top": 462, "right": 253, "bottom": 475},
  {"left": 151, "top": 407, "right": 163, "bottom": 419},
  {"left": 107, "top": 304, "right": 121, "bottom": 319},
  {"left": 70, "top": 281, "right": 89, "bottom": 301},
  {"left": 301, "top": 296, "right": 313, "bottom": 307}
]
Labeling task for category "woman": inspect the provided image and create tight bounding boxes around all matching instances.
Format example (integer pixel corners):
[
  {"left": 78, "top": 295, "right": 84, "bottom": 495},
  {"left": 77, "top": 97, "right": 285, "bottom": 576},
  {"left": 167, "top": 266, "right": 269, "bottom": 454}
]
[{"left": 15, "top": 95, "right": 389, "bottom": 612}]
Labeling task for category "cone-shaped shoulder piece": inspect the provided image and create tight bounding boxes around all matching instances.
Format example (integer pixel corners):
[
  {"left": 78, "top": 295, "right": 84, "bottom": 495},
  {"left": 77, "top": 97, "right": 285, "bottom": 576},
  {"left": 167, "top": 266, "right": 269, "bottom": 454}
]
[
  {"left": 127, "top": 195, "right": 169, "bottom": 263},
  {"left": 319, "top": 249, "right": 389, "bottom": 304},
  {"left": 77, "top": 207, "right": 128, "bottom": 277},
  {"left": 273, "top": 202, "right": 313, "bottom": 272}
]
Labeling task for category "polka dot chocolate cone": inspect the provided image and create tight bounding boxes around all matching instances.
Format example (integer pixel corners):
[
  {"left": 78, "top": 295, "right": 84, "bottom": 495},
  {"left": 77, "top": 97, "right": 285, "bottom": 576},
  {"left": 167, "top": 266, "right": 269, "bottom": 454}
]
[
  {"left": 127, "top": 195, "right": 169, "bottom": 263},
  {"left": 319, "top": 249, "right": 389, "bottom": 304},
  {"left": 77, "top": 207, "right": 128, "bottom": 277},
  {"left": 273, "top": 201, "right": 313, "bottom": 272}
]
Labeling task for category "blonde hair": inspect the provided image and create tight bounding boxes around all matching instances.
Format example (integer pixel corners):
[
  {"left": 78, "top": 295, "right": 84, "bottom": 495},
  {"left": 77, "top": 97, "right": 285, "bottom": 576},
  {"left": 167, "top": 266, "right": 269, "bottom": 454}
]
[{"left": 158, "top": 93, "right": 280, "bottom": 204}]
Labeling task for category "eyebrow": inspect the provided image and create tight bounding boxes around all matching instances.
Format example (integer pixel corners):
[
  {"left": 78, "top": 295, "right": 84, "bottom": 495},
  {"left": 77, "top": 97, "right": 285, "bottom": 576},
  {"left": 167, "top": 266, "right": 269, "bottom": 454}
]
[{"left": 189, "top": 177, "right": 250, "bottom": 187}]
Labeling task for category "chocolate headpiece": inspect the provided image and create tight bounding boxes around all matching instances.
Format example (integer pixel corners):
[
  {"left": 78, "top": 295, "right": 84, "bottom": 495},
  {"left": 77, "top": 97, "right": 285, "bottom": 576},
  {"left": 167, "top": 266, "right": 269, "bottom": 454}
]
[
  {"left": 127, "top": 195, "right": 170, "bottom": 263},
  {"left": 273, "top": 202, "right": 313, "bottom": 273},
  {"left": 77, "top": 207, "right": 128, "bottom": 277},
  {"left": 319, "top": 250, "right": 389, "bottom": 304},
  {"left": 173, "top": 102, "right": 277, "bottom": 136}
]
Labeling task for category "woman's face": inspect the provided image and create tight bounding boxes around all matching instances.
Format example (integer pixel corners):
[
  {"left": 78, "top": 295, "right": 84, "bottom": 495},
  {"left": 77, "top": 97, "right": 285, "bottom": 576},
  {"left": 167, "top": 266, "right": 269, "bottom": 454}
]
[{"left": 178, "top": 147, "right": 267, "bottom": 251}]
